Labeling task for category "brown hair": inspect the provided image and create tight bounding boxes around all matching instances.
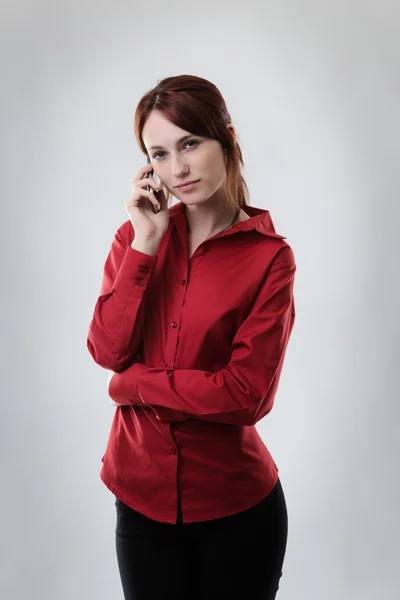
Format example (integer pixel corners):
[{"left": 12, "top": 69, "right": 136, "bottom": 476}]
[{"left": 133, "top": 74, "right": 250, "bottom": 210}]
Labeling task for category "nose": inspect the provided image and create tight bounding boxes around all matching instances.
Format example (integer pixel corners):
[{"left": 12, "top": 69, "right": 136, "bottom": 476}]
[{"left": 171, "top": 155, "right": 189, "bottom": 179}]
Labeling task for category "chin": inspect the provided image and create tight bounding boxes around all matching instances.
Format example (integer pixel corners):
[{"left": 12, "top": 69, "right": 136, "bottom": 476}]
[
  {"left": 179, "top": 189, "right": 213, "bottom": 203},
  {"left": 182, "top": 199, "right": 211, "bottom": 209},
  {"left": 175, "top": 193, "right": 203, "bottom": 203}
]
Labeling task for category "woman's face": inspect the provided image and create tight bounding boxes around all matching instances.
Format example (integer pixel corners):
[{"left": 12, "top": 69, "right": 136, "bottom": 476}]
[{"left": 142, "top": 110, "right": 227, "bottom": 206}]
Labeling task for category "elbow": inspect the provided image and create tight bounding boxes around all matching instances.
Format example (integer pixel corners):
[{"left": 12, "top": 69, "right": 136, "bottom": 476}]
[
  {"left": 241, "top": 405, "right": 262, "bottom": 426},
  {"left": 86, "top": 338, "right": 133, "bottom": 372},
  {"left": 241, "top": 410, "right": 258, "bottom": 426},
  {"left": 246, "top": 395, "right": 275, "bottom": 426}
]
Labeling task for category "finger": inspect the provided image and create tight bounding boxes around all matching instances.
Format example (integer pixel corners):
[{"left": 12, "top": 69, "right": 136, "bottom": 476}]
[
  {"left": 132, "top": 189, "right": 161, "bottom": 212},
  {"left": 140, "top": 163, "right": 154, "bottom": 175},
  {"left": 137, "top": 177, "right": 162, "bottom": 192},
  {"left": 131, "top": 164, "right": 153, "bottom": 186}
]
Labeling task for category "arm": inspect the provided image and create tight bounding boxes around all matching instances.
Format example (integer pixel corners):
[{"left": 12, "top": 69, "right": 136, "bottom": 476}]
[
  {"left": 108, "top": 250, "right": 296, "bottom": 426},
  {"left": 107, "top": 368, "right": 189, "bottom": 419},
  {"left": 86, "top": 226, "right": 160, "bottom": 372}
]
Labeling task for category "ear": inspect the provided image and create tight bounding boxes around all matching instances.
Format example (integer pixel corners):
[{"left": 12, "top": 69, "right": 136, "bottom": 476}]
[{"left": 226, "top": 124, "right": 237, "bottom": 150}]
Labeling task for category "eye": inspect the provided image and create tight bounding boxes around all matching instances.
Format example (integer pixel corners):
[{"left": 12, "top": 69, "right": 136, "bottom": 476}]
[{"left": 152, "top": 139, "right": 198, "bottom": 160}]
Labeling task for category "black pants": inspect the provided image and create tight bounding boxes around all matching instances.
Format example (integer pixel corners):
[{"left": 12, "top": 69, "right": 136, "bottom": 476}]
[{"left": 115, "top": 478, "right": 288, "bottom": 600}]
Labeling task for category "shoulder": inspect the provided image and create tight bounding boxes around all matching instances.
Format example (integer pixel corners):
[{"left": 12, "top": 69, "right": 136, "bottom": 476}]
[{"left": 252, "top": 209, "right": 296, "bottom": 268}]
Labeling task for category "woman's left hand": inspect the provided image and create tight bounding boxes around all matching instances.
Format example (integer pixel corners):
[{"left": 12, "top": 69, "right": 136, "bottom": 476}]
[{"left": 107, "top": 371, "right": 121, "bottom": 406}]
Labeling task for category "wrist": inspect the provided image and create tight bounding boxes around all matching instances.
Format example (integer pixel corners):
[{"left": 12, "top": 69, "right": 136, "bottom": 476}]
[{"left": 131, "top": 237, "right": 162, "bottom": 256}]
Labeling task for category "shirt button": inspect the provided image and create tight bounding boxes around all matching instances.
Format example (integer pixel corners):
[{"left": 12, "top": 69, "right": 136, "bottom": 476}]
[
  {"left": 139, "top": 267, "right": 149, "bottom": 274},
  {"left": 170, "top": 447, "right": 177, "bottom": 454},
  {"left": 171, "top": 322, "right": 177, "bottom": 328},
  {"left": 181, "top": 280, "right": 186, "bottom": 285},
  {"left": 137, "top": 280, "right": 145, "bottom": 286}
]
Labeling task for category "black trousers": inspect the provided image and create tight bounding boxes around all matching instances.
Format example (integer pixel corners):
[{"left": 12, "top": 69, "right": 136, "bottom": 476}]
[{"left": 115, "top": 478, "right": 288, "bottom": 600}]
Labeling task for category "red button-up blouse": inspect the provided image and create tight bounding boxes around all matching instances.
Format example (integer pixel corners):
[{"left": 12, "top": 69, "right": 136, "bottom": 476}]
[{"left": 87, "top": 200, "right": 296, "bottom": 524}]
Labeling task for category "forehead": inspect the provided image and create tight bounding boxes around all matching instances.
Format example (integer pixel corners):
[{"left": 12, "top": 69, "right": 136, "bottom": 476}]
[{"left": 143, "top": 111, "right": 193, "bottom": 149}]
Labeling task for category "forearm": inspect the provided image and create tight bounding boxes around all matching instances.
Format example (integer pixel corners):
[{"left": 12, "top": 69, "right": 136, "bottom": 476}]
[
  {"left": 108, "top": 363, "right": 189, "bottom": 421},
  {"left": 87, "top": 250, "right": 157, "bottom": 371}
]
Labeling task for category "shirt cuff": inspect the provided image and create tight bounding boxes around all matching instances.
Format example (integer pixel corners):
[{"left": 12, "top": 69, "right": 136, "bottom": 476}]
[
  {"left": 129, "top": 361, "right": 148, "bottom": 402},
  {"left": 109, "top": 361, "right": 148, "bottom": 404},
  {"left": 112, "top": 246, "right": 157, "bottom": 299}
]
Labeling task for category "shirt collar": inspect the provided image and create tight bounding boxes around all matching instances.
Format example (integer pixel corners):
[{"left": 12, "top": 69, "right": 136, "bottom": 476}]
[{"left": 170, "top": 201, "right": 287, "bottom": 240}]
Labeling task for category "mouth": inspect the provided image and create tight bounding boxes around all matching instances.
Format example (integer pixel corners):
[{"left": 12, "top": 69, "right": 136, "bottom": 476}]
[{"left": 175, "top": 179, "right": 200, "bottom": 191}]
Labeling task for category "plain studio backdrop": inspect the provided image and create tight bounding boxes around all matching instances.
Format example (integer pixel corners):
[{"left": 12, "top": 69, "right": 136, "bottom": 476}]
[{"left": 1, "top": 1, "right": 399, "bottom": 599}]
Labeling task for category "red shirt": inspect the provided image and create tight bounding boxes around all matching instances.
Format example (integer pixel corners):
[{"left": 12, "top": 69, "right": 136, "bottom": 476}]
[{"left": 87, "top": 200, "right": 296, "bottom": 524}]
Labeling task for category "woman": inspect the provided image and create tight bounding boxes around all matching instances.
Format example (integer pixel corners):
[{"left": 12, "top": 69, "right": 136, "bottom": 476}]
[{"left": 87, "top": 74, "right": 296, "bottom": 600}]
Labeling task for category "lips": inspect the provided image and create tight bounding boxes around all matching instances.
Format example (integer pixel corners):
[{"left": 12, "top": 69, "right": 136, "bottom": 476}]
[{"left": 176, "top": 179, "right": 200, "bottom": 189}]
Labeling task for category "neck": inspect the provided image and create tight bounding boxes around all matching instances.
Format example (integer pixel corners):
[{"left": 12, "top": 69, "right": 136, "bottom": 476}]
[{"left": 185, "top": 200, "right": 240, "bottom": 238}]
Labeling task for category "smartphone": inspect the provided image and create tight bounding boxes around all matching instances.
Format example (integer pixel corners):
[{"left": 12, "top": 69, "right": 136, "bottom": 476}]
[{"left": 146, "top": 155, "right": 160, "bottom": 213}]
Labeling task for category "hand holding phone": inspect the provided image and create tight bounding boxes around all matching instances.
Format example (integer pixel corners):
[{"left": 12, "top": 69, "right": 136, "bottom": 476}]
[{"left": 125, "top": 159, "right": 169, "bottom": 241}]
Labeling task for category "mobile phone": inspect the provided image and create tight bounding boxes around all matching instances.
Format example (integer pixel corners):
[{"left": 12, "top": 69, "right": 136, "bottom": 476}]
[
  {"left": 146, "top": 155, "right": 161, "bottom": 213},
  {"left": 146, "top": 155, "right": 153, "bottom": 191}
]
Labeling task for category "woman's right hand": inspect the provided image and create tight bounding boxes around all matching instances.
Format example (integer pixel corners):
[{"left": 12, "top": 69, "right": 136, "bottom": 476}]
[{"left": 125, "top": 163, "right": 170, "bottom": 241}]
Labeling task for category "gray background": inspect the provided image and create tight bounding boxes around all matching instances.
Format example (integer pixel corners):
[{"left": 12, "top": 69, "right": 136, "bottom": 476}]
[{"left": 1, "top": 1, "right": 399, "bottom": 598}]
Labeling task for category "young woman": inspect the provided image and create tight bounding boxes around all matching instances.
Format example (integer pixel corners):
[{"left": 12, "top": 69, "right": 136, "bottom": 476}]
[{"left": 87, "top": 74, "right": 296, "bottom": 600}]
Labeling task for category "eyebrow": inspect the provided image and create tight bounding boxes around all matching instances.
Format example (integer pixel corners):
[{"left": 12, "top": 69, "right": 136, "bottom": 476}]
[{"left": 148, "top": 134, "right": 194, "bottom": 151}]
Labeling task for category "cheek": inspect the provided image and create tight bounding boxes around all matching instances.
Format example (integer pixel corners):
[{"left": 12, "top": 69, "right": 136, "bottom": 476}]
[
  {"left": 199, "top": 151, "right": 219, "bottom": 173},
  {"left": 204, "top": 154, "right": 225, "bottom": 179},
  {"left": 154, "top": 167, "right": 166, "bottom": 184}
]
